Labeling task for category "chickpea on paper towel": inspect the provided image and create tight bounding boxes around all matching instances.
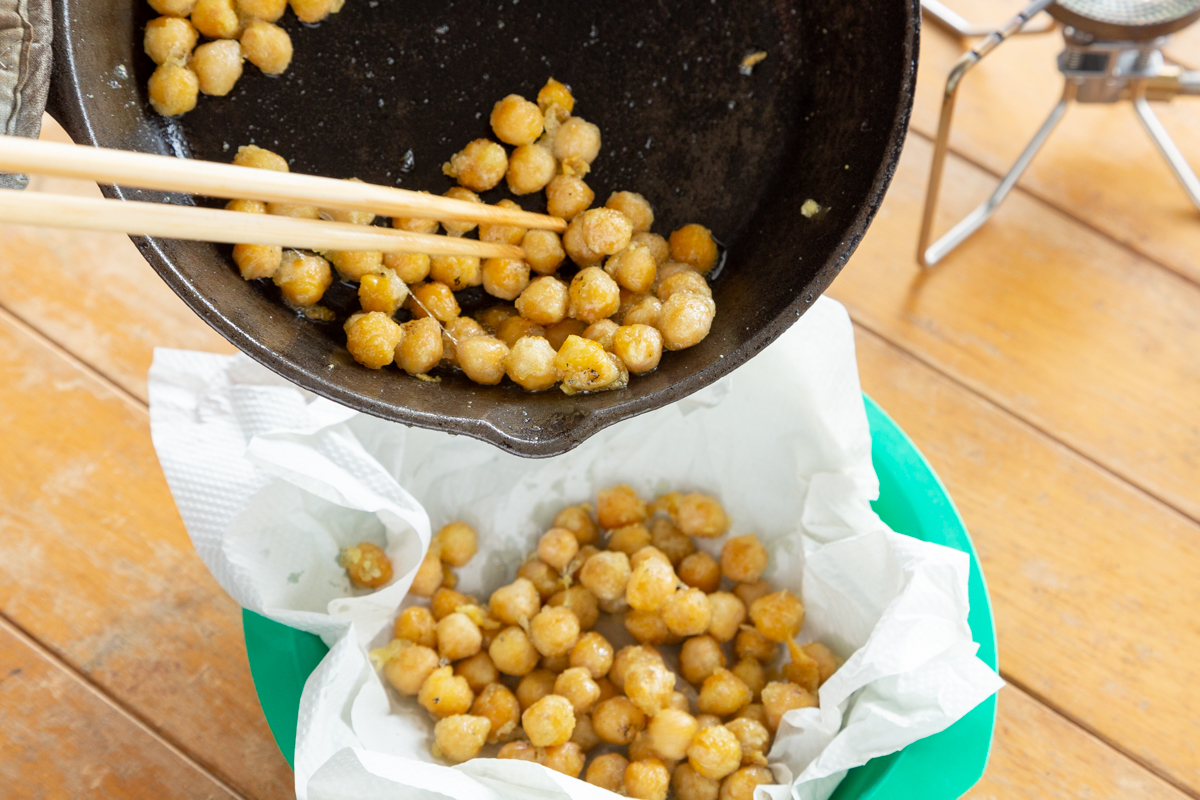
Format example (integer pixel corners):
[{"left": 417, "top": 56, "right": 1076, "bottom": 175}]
[{"left": 147, "top": 297, "right": 1003, "bottom": 800}]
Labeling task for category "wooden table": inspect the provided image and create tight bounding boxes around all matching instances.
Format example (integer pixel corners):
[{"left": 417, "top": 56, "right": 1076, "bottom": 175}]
[{"left": 2, "top": 4, "right": 1198, "bottom": 796}]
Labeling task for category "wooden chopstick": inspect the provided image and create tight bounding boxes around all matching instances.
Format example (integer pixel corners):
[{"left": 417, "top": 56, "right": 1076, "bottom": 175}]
[
  {"left": 0, "top": 188, "right": 524, "bottom": 259},
  {"left": 0, "top": 135, "right": 566, "bottom": 232}
]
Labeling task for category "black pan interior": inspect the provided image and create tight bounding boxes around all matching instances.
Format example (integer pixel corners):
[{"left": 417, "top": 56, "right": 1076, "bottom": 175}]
[{"left": 49, "top": 0, "right": 917, "bottom": 456}]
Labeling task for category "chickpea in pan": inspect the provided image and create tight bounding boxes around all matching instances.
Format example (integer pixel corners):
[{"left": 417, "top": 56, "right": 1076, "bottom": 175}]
[
  {"left": 240, "top": 20, "right": 293, "bottom": 75},
  {"left": 148, "top": 63, "right": 199, "bottom": 116},
  {"left": 144, "top": 17, "right": 198, "bottom": 65}
]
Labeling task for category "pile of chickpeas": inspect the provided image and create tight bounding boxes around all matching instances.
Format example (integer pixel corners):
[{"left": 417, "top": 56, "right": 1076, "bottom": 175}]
[
  {"left": 344, "top": 487, "right": 840, "bottom": 800},
  {"left": 223, "top": 78, "right": 721, "bottom": 394},
  {"left": 143, "top": 0, "right": 338, "bottom": 116}
]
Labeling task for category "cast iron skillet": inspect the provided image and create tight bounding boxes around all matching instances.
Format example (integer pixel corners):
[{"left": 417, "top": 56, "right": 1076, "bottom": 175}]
[{"left": 46, "top": 0, "right": 918, "bottom": 457}]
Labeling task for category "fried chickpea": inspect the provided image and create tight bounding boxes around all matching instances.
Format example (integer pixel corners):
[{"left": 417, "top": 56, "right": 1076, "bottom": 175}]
[
  {"left": 144, "top": 17, "right": 198, "bottom": 65},
  {"left": 453, "top": 652, "right": 499, "bottom": 694},
  {"left": 657, "top": 269, "right": 713, "bottom": 303},
  {"left": 545, "top": 175, "right": 594, "bottom": 220},
  {"left": 409, "top": 549, "right": 444, "bottom": 597},
  {"left": 476, "top": 304, "right": 518, "bottom": 333},
  {"left": 429, "top": 521, "right": 476, "bottom": 567},
  {"left": 476, "top": 199, "right": 527, "bottom": 245},
  {"left": 236, "top": 0, "right": 286, "bottom": 20},
  {"left": 554, "top": 667, "right": 601, "bottom": 714},
  {"left": 522, "top": 694, "right": 576, "bottom": 747},
  {"left": 537, "top": 78, "right": 575, "bottom": 119},
  {"left": 609, "top": 647, "right": 661, "bottom": 690},
  {"left": 625, "top": 609, "right": 673, "bottom": 646},
  {"left": 457, "top": 336, "right": 510, "bottom": 386},
  {"left": 607, "top": 523, "right": 652, "bottom": 556},
  {"left": 568, "top": 267, "right": 621, "bottom": 324},
  {"left": 383, "top": 252, "right": 430, "bottom": 283},
  {"left": 518, "top": 559, "right": 563, "bottom": 600},
  {"left": 149, "top": 0, "right": 197, "bottom": 14},
  {"left": 680, "top": 635, "right": 726, "bottom": 686},
  {"left": 516, "top": 669, "right": 558, "bottom": 711},
  {"left": 674, "top": 763, "right": 721, "bottom": 800},
  {"left": 505, "top": 142, "right": 557, "bottom": 195},
  {"left": 148, "top": 63, "right": 199, "bottom": 116},
  {"left": 418, "top": 666, "right": 474, "bottom": 718},
  {"left": 687, "top": 725, "right": 743, "bottom": 781},
  {"left": 719, "top": 766, "right": 774, "bottom": 800},
  {"left": 555, "top": 504, "right": 599, "bottom": 546},
  {"left": 343, "top": 312, "right": 402, "bottom": 370},
  {"left": 545, "top": 318, "right": 588, "bottom": 350},
  {"left": 541, "top": 742, "right": 586, "bottom": 777},
  {"left": 479, "top": 257, "right": 530, "bottom": 301},
  {"left": 632, "top": 231, "right": 670, "bottom": 265},
  {"left": 491, "top": 94, "right": 544, "bottom": 145},
  {"left": 397, "top": 317, "right": 445, "bottom": 375},
  {"left": 233, "top": 144, "right": 287, "bottom": 172},
  {"left": 569, "top": 631, "right": 614, "bottom": 679},
  {"left": 394, "top": 606, "right": 437, "bottom": 647},
  {"left": 657, "top": 292, "right": 717, "bottom": 351},
  {"left": 678, "top": 552, "right": 721, "bottom": 593},
  {"left": 698, "top": 669, "right": 753, "bottom": 717},
  {"left": 325, "top": 250, "right": 382, "bottom": 282},
  {"left": 662, "top": 587, "right": 713, "bottom": 637},
  {"left": 267, "top": 200, "right": 320, "bottom": 219},
  {"left": 487, "top": 579, "right": 537, "bottom": 627},
  {"left": 441, "top": 186, "right": 483, "bottom": 237},
  {"left": 233, "top": 243, "right": 281, "bottom": 280},
  {"left": 648, "top": 519, "right": 693, "bottom": 567},
  {"left": 734, "top": 703, "right": 769, "bottom": 727},
  {"left": 584, "top": 319, "right": 619, "bottom": 351},
  {"left": 515, "top": 276, "right": 569, "bottom": 325},
  {"left": 443, "top": 139, "right": 508, "bottom": 192},
  {"left": 497, "top": 741, "right": 541, "bottom": 761},
  {"left": 724, "top": 716, "right": 770, "bottom": 766},
  {"left": 489, "top": 626, "right": 541, "bottom": 676},
  {"left": 677, "top": 494, "right": 731, "bottom": 539},
  {"left": 190, "top": 38, "right": 243, "bottom": 96},
  {"left": 613, "top": 324, "right": 664, "bottom": 374},
  {"left": 191, "top": 0, "right": 240, "bottom": 39},
  {"left": 571, "top": 711, "right": 601, "bottom": 751},
  {"left": 593, "top": 696, "right": 647, "bottom": 745},
  {"left": 393, "top": 198, "right": 440, "bottom": 235},
  {"left": 555, "top": 335, "right": 628, "bottom": 395},
  {"left": 625, "top": 758, "right": 671, "bottom": 800},
  {"left": 469, "top": 683, "right": 520, "bottom": 744},
  {"left": 495, "top": 316, "right": 546, "bottom": 348},
  {"left": 274, "top": 251, "right": 331, "bottom": 307},
  {"left": 603, "top": 191, "right": 653, "bottom": 232},
  {"left": 430, "top": 587, "right": 473, "bottom": 620},
  {"left": 707, "top": 593, "right": 747, "bottom": 643},
  {"left": 408, "top": 281, "right": 460, "bottom": 322},
  {"left": 782, "top": 640, "right": 821, "bottom": 694},
  {"left": 504, "top": 335, "right": 559, "bottom": 391},
  {"left": 647, "top": 708, "right": 700, "bottom": 760},
  {"left": 624, "top": 296, "right": 663, "bottom": 327},
  {"left": 226, "top": 198, "right": 265, "bottom": 215},
  {"left": 548, "top": 586, "right": 599, "bottom": 631},
  {"left": 357, "top": 269, "right": 408, "bottom": 315},
  {"left": 598, "top": 485, "right": 648, "bottom": 529},
  {"left": 432, "top": 714, "right": 491, "bottom": 764},
  {"left": 562, "top": 216, "right": 602, "bottom": 268},
  {"left": 554, "top": 117, "right": 602, "bottom": 165},
  {"left": 761, "top": 681, "right": 817, "bottom": 732},
  {"left": 536, "top": 527, "right": 579, "bottom": 572},
  {"left": 380, "top": 643, "right": 437, "bottom": 696},
  {"left": 436, "top": 612, "right": 482, "bottom": 662},
  {"left": 804, "top": 642, "right": 840, "bottom": 686},
  {"left": 734, "top": 628, "right": 778, "bottom": 664},
  {"left": 425, "top": 255, "right": 478, "bottom": 291},
  {"left": 626, "top": 555, "right": 677, "bottom": 613},
  {"left": 606, "top": 243, "right": 658, "bottom": 293},
  {"left": 579, "top": 550, "right": 631, "bottom": 601},
  {"left": 734, "top": 580, "right": 772, "bottom": 608},
  {"left": 749, "top": 591, "right": 805, "bottom": 643},
  {"left": 580, "top": 208, "right": 634, "bottom": 256},
  {"left": 669, "top": 224, "right": 720, "bottom": 274},
  {"left": 625, "top": 660, "right": 677, "bottom": 716},
  {"left": 720, "top": 535, "right": 769, "bottom": 584},
  {"left": 529, "top": 606, "right": 580, "bottom": 657},
  {"left": 289, "top": 0, "right": 334, "bottom": 21},
  {"left": 587, "top": 752, "right": 629, "bottom": 793},
  {"left": 522, "top": 229, "right": 566, "bottom": 275}
]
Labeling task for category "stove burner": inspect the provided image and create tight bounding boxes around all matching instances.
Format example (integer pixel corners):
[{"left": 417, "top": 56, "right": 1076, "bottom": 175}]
[{"left": 1051, "top": 0, "right": 1200, "bottom": 39}]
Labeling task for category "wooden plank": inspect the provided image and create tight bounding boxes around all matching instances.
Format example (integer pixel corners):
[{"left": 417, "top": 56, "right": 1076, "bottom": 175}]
[
  {"left": 828, "top": 132, "right": 1200, "bottom": 524},
  {"left": 0, "top": 618, "right": 238, "bottom": 799},
  {"left": 0, "top": 116, "right": 234, "bottom": 404},
  {"left": 0, "top": 310, "right": 292, "bottom": 799},
  {"left": 855, "top": 326, "right": 1200, "bottom": 792},
  {"left": 967, "top": 686, "right": 1190, "bottom": 800},
  {"left": 913, "top": 2, "right": 1200, "bottom": 284}
]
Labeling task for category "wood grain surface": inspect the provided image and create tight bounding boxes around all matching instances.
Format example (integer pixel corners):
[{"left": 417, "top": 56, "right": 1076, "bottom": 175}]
[{"left": 2, "top": 5, "right": 1200, "bottom": 797}]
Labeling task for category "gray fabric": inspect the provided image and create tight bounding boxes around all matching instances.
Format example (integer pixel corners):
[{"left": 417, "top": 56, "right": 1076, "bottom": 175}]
[{"left": 0, "top": 0, "right": 51, "bottom": 189}]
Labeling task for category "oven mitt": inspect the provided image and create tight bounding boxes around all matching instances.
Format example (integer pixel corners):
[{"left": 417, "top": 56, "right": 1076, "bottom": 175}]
[{"left": 0, "top": 0, "right": 50, "bottom": 189}]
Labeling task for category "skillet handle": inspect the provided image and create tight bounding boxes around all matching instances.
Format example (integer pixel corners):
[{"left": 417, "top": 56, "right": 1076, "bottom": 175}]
[{"left": 0, "top": 0, "right": 52, "bottom": 188}]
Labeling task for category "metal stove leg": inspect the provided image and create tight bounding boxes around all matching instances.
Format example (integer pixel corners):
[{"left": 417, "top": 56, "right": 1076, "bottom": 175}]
[
  {"left": 922, "top": 83, "right": 1075, "bottom": 266},
  {"left": 917, "top": 0, "right": 1056, "bottom": 267},
  {"left": 1133, "top": 94, "right": 1200, "bottom": 211}
]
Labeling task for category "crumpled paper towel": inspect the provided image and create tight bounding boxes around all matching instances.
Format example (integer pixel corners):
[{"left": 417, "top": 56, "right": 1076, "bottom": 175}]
[{"left": 148, "top": 296, "right": 1003, "bottom": 800}]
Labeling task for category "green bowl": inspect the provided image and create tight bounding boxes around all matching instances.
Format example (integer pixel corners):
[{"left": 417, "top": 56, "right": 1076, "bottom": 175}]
[{"left": 241, "top": 395, "right": 999, "bottom": 798}]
